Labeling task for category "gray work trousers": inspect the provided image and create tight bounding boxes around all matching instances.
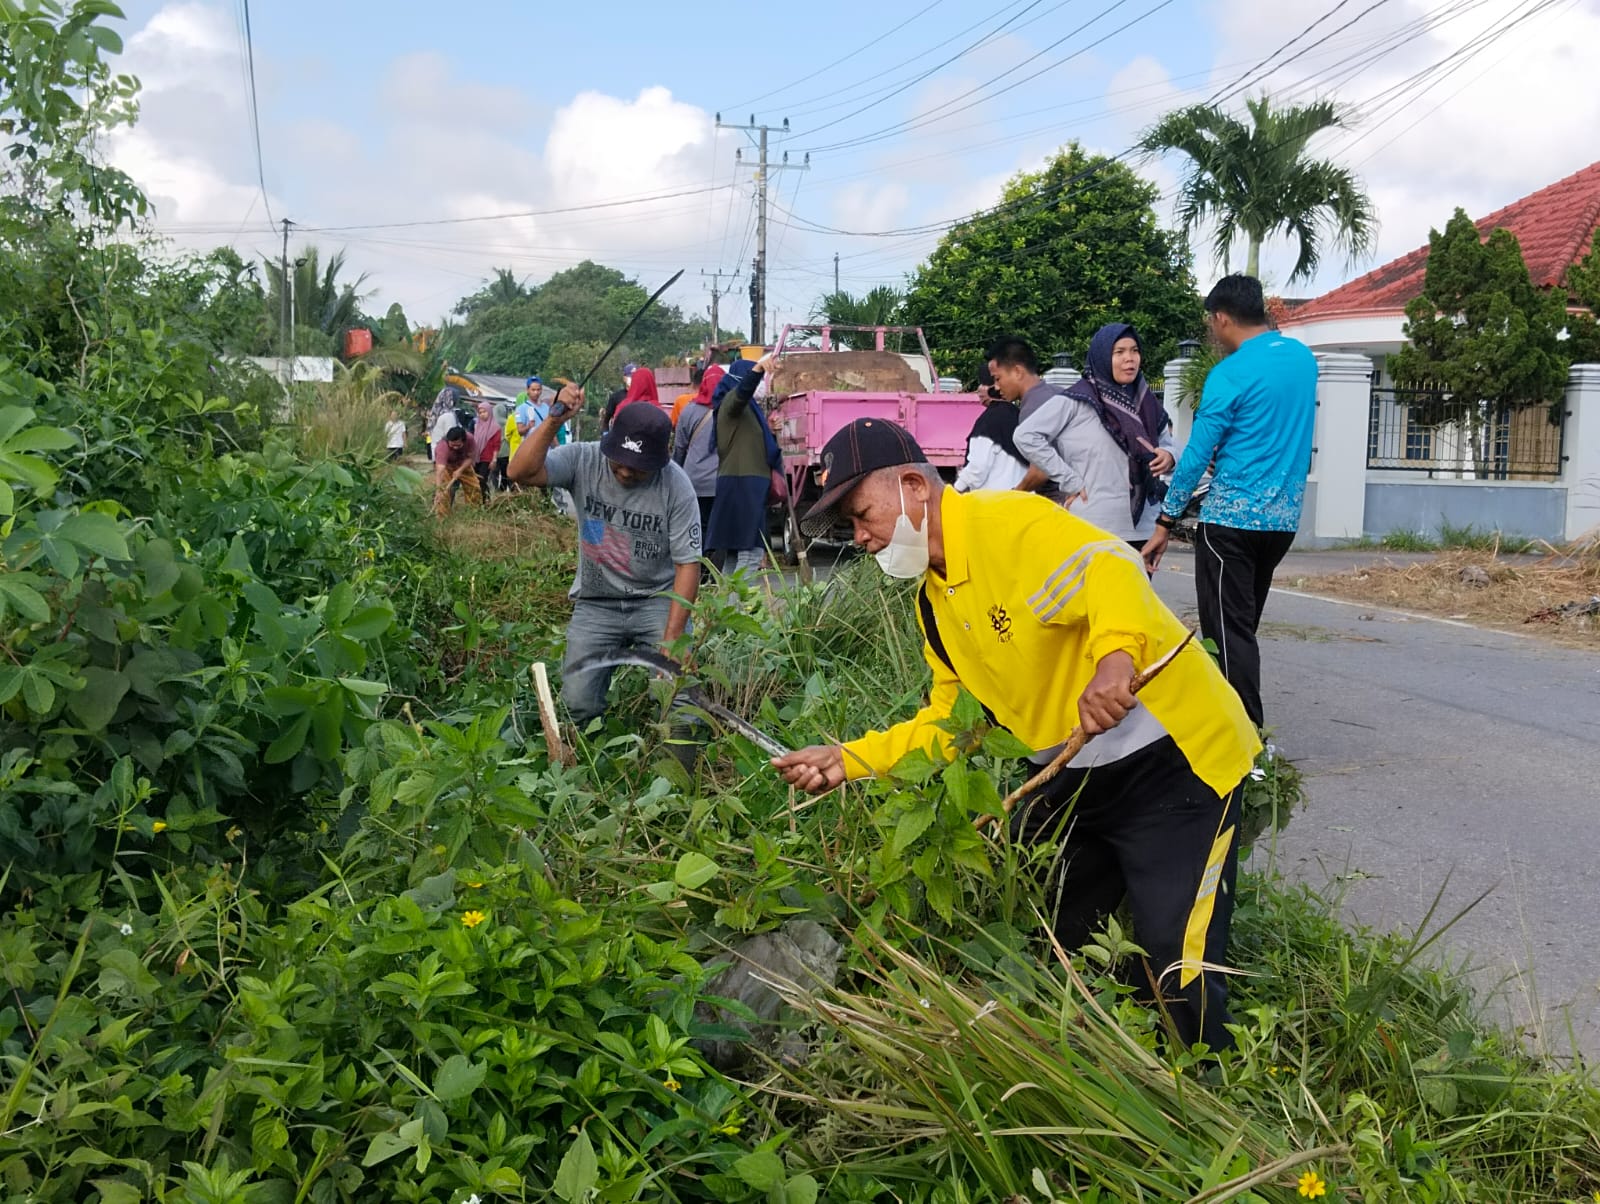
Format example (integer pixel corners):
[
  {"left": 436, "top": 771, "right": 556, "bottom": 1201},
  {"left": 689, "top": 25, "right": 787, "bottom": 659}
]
[{"left": 560, "top": 596, "right": 673, "bottom": 724}]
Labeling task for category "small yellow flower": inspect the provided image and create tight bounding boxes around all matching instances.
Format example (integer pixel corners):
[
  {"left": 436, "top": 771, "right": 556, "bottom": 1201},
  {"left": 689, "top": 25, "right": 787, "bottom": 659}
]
[
  {"left": 663, "top": 1075, "right": 681, "bottom": 1092},
  {"left": 714, "top": 1120, "right": 743, "bottom": 1136},
  {"left": 1297, "top": 1169, "right": 1327, "bottom": 1199},
  {"left": 464, "top": 879, "right": 485, "bottom": 890},
  {"left": 151, "top": 821, "right": 168, "bottom": 833},
  {"left": 460, "top": 910, "right": 487, "bottom": 929},
  {"left": 225, "top": 825, "right": 243, "bottom": 843}
]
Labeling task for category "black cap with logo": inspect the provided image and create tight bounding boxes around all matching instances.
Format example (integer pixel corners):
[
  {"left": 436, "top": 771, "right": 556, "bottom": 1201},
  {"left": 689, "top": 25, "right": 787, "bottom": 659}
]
[
  {"left": 800, "top": 418, "right": 930, "bottom": 537},
  {"left": 600, "top": 403, "right": 671, "bottom": 471}
]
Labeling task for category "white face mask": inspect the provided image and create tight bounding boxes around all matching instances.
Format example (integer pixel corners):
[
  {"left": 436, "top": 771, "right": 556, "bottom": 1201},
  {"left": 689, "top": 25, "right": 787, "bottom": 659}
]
[{"left": 874, "top": 479, "right": 930, "bottom": 579}]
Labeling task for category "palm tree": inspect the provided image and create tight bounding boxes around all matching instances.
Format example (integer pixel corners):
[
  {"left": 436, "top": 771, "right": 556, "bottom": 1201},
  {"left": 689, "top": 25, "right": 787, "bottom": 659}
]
[
  {"left": 453, "top": 267, "right": 530, "bottom": 317},
  {"left": 262, "top": 246, "right": 371, "bottom": 353},
  {"left": 1141, "top": 96, "right": 1375, "bottom": 283},
  {"left": 812, "top": 286, "right": 904, "bottom": 349}
]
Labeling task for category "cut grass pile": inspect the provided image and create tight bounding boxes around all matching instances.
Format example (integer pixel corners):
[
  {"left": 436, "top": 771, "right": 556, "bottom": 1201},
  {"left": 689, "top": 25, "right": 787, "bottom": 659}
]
[{"left": 1302, "top": 548, "right": 1600, "bottom": 646}]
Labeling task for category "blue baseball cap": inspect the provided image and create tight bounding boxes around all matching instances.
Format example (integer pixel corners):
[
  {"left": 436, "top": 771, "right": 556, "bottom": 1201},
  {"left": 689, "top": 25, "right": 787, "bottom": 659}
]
[
  {"left": 526, "top": 375, "right": 541, "bottom": 387},
  {"left": 622, "top": 362, "right": 638, "bottom": 377}
]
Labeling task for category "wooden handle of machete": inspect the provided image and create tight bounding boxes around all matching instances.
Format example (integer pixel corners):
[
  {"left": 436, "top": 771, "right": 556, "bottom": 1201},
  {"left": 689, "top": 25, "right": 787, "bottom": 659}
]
[{"left": 975, "top": 630, "right": 1196, "bottom": 834}]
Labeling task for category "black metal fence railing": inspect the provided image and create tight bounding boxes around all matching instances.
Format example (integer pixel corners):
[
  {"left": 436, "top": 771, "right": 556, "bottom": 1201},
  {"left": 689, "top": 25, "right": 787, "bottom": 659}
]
[{"left": 1366, "top": 387, "right": 1565, "bottom": 481}]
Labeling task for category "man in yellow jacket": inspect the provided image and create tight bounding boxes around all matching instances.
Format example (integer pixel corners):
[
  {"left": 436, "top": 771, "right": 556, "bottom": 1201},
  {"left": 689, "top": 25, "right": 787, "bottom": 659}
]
[{"left": 773, "top": 418, "right": 1260, "bottom": 1052}]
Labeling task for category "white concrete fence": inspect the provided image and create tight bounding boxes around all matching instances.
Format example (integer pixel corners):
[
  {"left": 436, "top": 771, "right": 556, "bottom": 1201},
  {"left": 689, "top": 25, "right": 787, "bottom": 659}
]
[{"left": 1165, "top": 355, "right": 1600, "bottom": 546}]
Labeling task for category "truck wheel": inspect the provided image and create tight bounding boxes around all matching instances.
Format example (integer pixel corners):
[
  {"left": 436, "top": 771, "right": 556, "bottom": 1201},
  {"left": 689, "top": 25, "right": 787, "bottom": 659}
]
[{"left": 773, "top": 509, "right": 801, "bottom": 567}]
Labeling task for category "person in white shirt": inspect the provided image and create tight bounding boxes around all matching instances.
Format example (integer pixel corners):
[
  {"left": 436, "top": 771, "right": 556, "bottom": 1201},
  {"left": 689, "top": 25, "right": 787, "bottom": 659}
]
[
  {"left": 953, "top": 364, "right": 1029, "bottom": 493},
  {"left": 1012, "top": 323, "right": 1180, "bottom": 550},
  {"left": 384, "top": 409, "right": 406, "bottom": 461}
]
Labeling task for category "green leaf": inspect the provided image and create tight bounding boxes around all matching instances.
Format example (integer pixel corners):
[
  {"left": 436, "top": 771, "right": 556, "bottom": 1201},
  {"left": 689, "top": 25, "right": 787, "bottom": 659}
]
[
  {"left": 339, "top": 602, "right": 392, "bottom": 640},
  {"left": 96, "top": 949, "right": 159, "bottom": 1003},
  {"left": 56, "top": 512, "right": 131, "bottom": 560},
  {"left": 137, "top": 538, "right": 182, "bottom": 596},
  {"left": 0, "top": 576, "right": 50, "bottom": 623},
  {"left": 432, "top": 1054, "right": 485, "bottom": 1103},
  {"left": 0, "top": 407, "right": 33, "bottom": 444},
  {"left": 1418, "top": 1075, "right": 1459, "bottom": 1117},
  {"left": 982, "top": 727, "right": 1034, "bottom": 760},
  {"left": 341, "top": 604, "right": 394, "bottom": 641},
  {"left": 221, "top": 534, "right": 253, "bottom": 575},
  {"left": 338, "top": 676, "right": 388, "bottom": 697},
  {"left": 7, "top": 426, "right": 76, "bottom": 452},
  {"left": 66, "top": 666, "right": 129, "bottom": 731},
  {"left": 892, "top": 806, "right": 936, "bottom": 858},
  {"left": 362, "top": 1129, "right": 414, "bottom": 1168},
  {"left": 941, "top": 762, "right": 971, "bottom": 813},
  {"left": 553, "top": 1130, "right": 598, "bottom": 1203},
  {"left": 0, "top": 449, "right": 61, "bottom": 494},
  {"left": 21, "top": 669, "right": 55, "bottom": 714},
  {"left": 324, "top": 581, "right": 355, "bottom": 629},
  {"left": 732, "top": 1150, "right": 786, "bottom": 1192},
  {"left": 90, "top": 1181, "right": 143, "bottom": 1204},
  {"left": 673, "top": 851, "right": 721, "bottom": 890},
  {"left": 783, "top": 1174, "right": 820, "bottom": 1204},
  {"left": 402, "top": 868, "right": 457, "bottom": 913},
  {"left": 926, "top": 873, "right": 956, "bottom": 924},
  {"left": 264, "top": 712, "right": 311, "bottom": 764}
]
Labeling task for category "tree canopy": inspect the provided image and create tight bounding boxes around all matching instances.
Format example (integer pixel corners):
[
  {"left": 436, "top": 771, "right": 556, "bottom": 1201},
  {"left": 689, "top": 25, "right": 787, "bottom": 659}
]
[
  {"left": 901, "top": 143, "right": 1203, "bottom": 381},
  {"left": 1140, "top": 96, "right": 1374, "bottom": 283},
  {"left": 811, "top": 287, "right": 906, "bottom": 350},
  {"left": 447, "top": 261, "right": 744, "bottom": 383},
  {"left": 1389, "top": 207, "right": 1569, "bottom": 408}
]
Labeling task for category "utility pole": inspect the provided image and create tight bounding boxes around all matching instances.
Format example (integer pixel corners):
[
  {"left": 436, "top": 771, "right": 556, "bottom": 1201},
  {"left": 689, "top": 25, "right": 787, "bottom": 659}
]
[
  {"left": 279, "top": 218, "right": 291, "bottom": 362},
  {"left": 834, "top": 252, "right": 840, "bottom": 294},
  {"left": 701, "top": 268, "right": 738, "bottom": 345},
  {"left": 715, "top": 113, "right": 807, "bottom": 345}
]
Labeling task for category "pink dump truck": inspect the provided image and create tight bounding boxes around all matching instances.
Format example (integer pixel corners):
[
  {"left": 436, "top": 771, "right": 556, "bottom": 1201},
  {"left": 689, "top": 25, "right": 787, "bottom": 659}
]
[{"left": 762, "top": 324, "right": 983, "bottom": 552}]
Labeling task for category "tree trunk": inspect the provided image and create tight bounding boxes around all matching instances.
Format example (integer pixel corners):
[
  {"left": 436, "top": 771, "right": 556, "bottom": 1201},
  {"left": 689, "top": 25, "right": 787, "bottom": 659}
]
[{"left": 1245, "top": 237, "right": 1261, "bottom": 279}]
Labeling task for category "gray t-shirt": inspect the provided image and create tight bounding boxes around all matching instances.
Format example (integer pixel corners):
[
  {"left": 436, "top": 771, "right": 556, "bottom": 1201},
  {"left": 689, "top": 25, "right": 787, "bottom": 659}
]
[{"left": 545, "top": 442, "right": 701, "bottom": 601}]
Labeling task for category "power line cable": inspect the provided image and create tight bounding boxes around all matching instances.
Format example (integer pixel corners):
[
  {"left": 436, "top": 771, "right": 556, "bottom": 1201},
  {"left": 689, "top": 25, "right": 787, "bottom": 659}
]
[
  {"left": 798, "top": 0, "right": 1180, "bottom": 156},
  {"left": 744, "top": 0, "right": 1045, "bottom": 123},
  {"left": 720, "top": 0, "right": 953, "bottom": 112},
  {"left": 238, "top": 0, "right": 275, "bottom": 227},
  {"left": 796, "top": 0, "right": 1058, "bottom": 142}
]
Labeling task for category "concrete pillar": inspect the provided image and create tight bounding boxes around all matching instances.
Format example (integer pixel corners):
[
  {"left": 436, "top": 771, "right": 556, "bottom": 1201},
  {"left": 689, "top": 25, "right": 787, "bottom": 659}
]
[
  {"left": 1564, "top": 363, "right": 1600, "bottom": 542},
  {"left": 1161, "top": 357, "right": 1196, "bottom": 448},
  {"left": 1310, "top": 352, "right": 1373, "bottom": 541}
]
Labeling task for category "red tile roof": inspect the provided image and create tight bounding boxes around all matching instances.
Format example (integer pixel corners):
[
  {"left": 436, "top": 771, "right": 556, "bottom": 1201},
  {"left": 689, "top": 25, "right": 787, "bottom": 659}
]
[{"left": 1284, "top": 160, "right": 1600, "bottom": 325}]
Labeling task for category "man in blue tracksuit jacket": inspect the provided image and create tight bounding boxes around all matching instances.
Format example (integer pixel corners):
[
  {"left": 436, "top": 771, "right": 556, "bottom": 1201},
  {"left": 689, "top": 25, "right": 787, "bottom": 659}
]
[{"left": 1141, "top": 275, "right": 1317, "bottom": 726}]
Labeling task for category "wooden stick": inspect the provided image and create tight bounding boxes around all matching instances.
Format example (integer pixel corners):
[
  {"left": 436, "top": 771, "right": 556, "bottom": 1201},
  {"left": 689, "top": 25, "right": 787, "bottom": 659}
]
[
  {"left": 530, "top": 662, "right": 575, "bottom": 768},
  {"left": 976, "top": 630, "right": 1196, "bottom": 832}
]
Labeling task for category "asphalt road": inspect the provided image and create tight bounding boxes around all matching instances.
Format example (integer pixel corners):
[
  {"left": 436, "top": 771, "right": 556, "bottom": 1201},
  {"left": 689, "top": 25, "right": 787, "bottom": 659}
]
[{"left": 1152, "top": 548, "right": 1600, "bottom": 1058}]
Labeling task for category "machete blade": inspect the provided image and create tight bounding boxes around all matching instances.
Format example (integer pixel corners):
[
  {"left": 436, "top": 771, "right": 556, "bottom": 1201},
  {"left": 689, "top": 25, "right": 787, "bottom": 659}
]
[{"left": 563, "top": 648, "right": 793, "bottom": 758}]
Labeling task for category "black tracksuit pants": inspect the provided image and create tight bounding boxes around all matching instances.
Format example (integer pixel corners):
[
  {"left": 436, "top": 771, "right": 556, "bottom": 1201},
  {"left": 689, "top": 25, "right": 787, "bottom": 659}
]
[
  {"left": 1010, "top": 736, "right": 1244, "bottom": 1052},
  {"left": 1194, "top": 523, "right": 1295, "bottom": 727}
]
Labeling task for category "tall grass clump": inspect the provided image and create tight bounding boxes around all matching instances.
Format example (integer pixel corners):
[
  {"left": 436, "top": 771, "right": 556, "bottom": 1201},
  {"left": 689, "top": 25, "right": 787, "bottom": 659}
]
[{"left": 294, "top": 361, "right": 408, "bottom": 461}]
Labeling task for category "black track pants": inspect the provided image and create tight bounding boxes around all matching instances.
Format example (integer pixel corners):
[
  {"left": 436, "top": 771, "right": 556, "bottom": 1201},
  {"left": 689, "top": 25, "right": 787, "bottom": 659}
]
[
  {"left": 1011, "top": 736, "right": 1244, "bottom": 1052},
  {"left": 1193, "top": 522, "right": 1295, "bottom": 727}
]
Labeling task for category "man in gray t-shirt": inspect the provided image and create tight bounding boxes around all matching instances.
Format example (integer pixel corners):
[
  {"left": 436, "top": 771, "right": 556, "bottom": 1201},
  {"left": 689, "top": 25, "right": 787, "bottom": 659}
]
[{"left": 508, "top": 392, "right": 702, "bottom": 723}]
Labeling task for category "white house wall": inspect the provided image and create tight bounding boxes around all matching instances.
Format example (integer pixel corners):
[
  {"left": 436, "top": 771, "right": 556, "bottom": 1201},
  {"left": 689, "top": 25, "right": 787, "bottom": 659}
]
[{"left": 1280, "top": 313, "right": 1407, "bottom": 357}]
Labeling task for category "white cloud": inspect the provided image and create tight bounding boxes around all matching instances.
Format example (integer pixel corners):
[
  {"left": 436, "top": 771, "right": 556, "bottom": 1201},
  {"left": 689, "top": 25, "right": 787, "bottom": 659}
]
[
  {"left": 107, "top": 0, "right": 1600, "bottom": 333},
  {"left": 106, "top": 2, "right": 278, "bottom": 228}
]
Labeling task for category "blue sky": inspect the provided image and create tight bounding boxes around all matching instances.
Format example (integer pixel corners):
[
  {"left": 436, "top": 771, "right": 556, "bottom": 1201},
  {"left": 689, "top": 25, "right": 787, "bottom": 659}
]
[{"left": 108, "top": 0, "right": 1600, "bottom": 334}]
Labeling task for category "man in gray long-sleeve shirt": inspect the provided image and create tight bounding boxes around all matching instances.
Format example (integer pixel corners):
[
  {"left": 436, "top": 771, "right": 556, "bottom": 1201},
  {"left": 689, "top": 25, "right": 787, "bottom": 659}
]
[{"left": 984, "top": 336, "right": 1062, "bottom": 500}]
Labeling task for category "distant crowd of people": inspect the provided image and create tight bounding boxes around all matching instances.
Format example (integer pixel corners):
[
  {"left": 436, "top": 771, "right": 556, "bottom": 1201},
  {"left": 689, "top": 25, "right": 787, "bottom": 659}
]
[{"left": 402, "top": 358, "right": 785, "bottom": 578}]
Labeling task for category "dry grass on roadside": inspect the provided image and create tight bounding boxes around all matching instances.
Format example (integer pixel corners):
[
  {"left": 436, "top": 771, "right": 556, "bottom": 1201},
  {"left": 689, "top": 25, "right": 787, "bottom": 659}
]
[
  {"left": 438, "top": 494, "right": 577, "bottom": 564},
  {"left": 1302, "top": 546, "right": 1600, "bottom": 646}
]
